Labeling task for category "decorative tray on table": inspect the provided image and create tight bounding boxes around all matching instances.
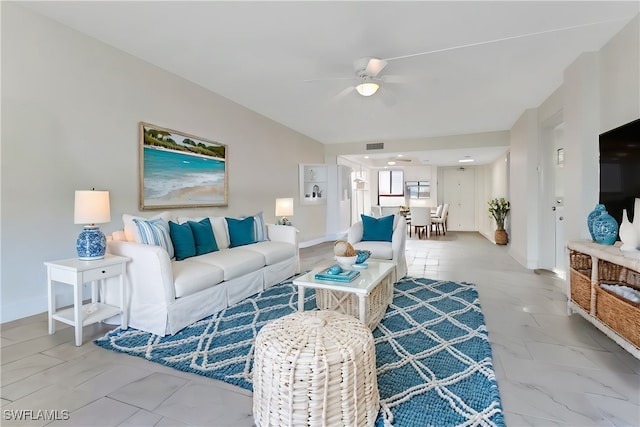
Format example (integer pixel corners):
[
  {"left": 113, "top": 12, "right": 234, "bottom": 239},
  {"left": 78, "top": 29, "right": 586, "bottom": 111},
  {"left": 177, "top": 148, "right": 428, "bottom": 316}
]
[{"left": 314, "top": 265, "right": 360, "bottom": 282}]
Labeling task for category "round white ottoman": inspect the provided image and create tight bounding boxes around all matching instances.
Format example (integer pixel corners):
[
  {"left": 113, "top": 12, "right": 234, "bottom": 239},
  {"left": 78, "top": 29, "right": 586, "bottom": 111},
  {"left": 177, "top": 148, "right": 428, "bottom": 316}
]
[{"left": 252, "top": 310, "right": 379, "bottom": 427}]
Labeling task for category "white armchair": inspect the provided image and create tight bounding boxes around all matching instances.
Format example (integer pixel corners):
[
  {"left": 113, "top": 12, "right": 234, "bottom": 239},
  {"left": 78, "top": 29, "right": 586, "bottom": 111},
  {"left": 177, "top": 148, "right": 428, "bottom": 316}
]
[{"left": 347, "top": 215, "right": 408, "bottom": 282}]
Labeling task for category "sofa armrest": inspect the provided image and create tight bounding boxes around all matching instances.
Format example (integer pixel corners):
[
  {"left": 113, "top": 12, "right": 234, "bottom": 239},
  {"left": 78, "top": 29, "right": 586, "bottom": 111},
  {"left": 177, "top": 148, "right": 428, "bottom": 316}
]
[
  {"left": 107, "top": 240, "right": 176, "bottom": 305},
  {"left": 266, "top": 224, "right": 298, "bottom": 246},
  {"left": 266, "top": 224, "right": 300, "bottom": 273},
  {"left": 347, "top": 221, "right": 364, "bottom": 244},
  {"left": 391, "top": 217, "right": 407, "bottom": 254}
]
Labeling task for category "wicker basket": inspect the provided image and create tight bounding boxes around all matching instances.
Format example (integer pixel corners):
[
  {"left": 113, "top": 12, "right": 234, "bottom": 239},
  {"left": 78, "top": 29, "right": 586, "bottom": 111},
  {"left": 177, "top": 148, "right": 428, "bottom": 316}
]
[
  {"left": 252, "top": 311, "right": 379, "bottom": 427},
  {"left": 595, "top": 282, "right": 640, "bottom": 348},
  {"left": 315, "top": 279, "right": 392, "bottom": 330},
  {"left": 598, "top": 259, "right": 640, "bottom": 285},
  {"left": 494, "top": 229, "right": 508, "bottom": 245},
  {"left": 569, "top": 250, "right": 593, "bottom": 312}
]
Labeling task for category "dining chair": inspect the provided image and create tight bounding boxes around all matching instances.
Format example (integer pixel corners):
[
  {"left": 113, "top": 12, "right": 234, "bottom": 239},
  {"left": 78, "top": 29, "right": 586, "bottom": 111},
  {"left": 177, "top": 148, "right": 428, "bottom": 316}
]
[
  {"left": 432, "top": 203, "right": 449, "bottom": 235},
  {"left": 410, "top": 207, "right": 431, "bottom": 239},
  {"left": 404, "top": 209, "right": 412, "bottom": 236}
]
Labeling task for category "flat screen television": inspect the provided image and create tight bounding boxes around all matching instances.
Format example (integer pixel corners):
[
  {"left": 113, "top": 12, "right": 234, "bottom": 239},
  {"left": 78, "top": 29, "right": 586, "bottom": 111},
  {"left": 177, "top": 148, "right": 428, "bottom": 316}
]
[{"left": 599, "top": 118, "right": 640, "bottom": 236}]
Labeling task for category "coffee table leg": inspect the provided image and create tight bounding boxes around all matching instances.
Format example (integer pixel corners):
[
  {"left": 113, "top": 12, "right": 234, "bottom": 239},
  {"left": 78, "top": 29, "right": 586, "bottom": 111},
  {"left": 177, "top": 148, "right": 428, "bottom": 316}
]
[
  {"left": 298, "top": 285, "right": 305, "bottom": 312},
  {"left": 359, "top": 295, "right": 367, "bottom": 326}
]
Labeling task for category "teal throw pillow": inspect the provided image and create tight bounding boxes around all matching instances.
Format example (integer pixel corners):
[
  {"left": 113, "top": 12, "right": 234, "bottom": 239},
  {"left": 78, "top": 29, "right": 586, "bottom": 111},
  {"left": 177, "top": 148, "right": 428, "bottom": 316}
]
[
  {"left": 188, "top": 218, "right": 218, "bottom": 255},
  {"left": 226, "top": 217, "right": 256, "bottom": 248},
  {"left": 361, "top": 214, "right": 394, "bottom": 242},
  {"left": 169, "top": 221, "right": 196, "bottom": 261}
]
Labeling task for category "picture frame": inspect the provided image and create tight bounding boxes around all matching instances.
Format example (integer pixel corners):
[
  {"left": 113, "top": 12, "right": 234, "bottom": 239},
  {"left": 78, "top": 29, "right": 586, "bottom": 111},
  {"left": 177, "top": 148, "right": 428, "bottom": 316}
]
[{"left": 139, "top": 122, "right": 228, "bottom": 209}]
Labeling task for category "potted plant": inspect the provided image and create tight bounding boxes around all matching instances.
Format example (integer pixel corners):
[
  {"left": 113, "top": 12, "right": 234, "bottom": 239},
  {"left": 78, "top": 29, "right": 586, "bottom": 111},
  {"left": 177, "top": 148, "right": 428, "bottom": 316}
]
[{"left": 488, "top": 198, "right": 510, "bottom": 245}]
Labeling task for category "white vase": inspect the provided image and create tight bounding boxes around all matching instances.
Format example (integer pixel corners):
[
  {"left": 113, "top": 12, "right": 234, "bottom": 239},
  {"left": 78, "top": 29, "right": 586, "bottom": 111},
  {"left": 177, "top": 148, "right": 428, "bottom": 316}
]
[{"left": 619, "top": 209, "right": 640, "bottom": 252}]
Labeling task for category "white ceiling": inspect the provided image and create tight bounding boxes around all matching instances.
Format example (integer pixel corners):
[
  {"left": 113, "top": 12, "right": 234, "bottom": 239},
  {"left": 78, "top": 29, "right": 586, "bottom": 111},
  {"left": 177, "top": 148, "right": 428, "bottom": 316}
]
[{"left": 21, "top": 1, "right": 639, "bottom": 166}]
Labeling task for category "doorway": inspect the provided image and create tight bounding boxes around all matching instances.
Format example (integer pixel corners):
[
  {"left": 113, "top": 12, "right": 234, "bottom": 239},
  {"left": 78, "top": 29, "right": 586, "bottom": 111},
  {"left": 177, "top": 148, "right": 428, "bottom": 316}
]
[
  {"left": 540, "top": 115, "right": 566, "bottom": 278},
  {"left": 442, "top": 167, "right": 476, "bottom": 231}
]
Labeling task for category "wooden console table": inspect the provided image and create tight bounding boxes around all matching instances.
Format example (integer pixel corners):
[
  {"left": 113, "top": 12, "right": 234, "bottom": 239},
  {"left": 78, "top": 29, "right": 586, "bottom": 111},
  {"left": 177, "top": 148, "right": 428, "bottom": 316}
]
[{"left": 566, "top": 240, "right": 640, "bottom": 359}]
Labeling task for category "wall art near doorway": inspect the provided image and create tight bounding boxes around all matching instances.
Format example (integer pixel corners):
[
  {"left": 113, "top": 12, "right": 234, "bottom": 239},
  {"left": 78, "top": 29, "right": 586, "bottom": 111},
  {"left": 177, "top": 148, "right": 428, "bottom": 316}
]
[{"left": 139, "top": 122, "right": 228, "bottom": 209}]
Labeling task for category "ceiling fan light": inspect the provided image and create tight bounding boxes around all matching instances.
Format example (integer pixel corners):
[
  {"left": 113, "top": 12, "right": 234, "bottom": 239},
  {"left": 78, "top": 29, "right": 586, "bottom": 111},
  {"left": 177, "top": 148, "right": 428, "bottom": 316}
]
[{"left": 356, "top": 82, "right": 380, "bottom": 97}]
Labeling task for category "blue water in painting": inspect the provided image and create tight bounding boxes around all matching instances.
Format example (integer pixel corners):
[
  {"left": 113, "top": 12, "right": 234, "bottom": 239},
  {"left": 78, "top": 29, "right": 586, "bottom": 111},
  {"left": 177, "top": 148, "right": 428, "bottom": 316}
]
[{"left": 144, "top": 147, "right": 225, "bottom": 200}]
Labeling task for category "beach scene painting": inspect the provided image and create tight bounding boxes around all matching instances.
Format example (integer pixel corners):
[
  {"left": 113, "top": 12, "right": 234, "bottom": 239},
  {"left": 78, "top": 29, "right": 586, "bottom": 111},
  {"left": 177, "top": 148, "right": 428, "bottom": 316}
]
[{"left": 140, "top": 122, "right": 227, "bottom": 209}]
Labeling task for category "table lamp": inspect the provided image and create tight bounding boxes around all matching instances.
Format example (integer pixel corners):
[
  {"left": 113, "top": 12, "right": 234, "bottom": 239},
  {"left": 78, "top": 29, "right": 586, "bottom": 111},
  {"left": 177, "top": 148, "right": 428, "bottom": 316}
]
[
  {"left": 275, "top": 198, "right": 294, "bottom": 225},
  {"left": 74, "top": 190, "right": 111, "bottom": 260}
]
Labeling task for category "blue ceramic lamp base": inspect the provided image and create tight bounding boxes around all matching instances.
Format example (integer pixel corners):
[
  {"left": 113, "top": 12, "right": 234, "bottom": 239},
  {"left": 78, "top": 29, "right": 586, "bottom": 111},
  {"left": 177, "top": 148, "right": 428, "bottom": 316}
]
[{"left": 77, "top": 226, "right": 107, "bottom": 260}]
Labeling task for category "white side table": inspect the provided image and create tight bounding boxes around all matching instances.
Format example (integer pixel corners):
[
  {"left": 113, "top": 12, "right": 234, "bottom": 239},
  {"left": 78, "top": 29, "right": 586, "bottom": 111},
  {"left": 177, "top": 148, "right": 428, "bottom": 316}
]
[{"left": 45, "top": 254, "right": 130, "bottom": 346}]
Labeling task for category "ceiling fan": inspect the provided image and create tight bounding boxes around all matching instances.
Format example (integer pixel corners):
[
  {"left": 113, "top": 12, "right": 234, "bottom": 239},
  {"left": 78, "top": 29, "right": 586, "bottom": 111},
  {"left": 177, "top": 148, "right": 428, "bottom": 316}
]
[
  {"left": 386, "top": 156, "right": 413, "bottom": 165},
  {"left": 305, "top": 56, "right": 402, "bottom": 101}
]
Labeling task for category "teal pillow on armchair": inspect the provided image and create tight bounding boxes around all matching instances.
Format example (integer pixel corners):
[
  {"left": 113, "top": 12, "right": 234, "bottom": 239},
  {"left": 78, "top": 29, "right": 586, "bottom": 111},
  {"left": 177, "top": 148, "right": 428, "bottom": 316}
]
[{"left": 361, "top": 214, "right": 394, "bottom": 242}]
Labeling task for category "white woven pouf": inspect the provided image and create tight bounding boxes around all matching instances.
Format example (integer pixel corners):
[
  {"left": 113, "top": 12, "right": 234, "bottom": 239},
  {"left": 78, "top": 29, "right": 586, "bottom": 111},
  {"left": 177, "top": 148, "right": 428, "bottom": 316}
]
[{"left": 252, "top": 310, "right": 379, "bottom": 427}]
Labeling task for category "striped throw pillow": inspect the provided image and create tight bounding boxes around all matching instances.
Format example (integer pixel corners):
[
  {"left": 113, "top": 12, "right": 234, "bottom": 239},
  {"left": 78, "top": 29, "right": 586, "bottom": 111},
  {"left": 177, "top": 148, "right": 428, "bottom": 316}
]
[
  {"left": 252, "top": 211, "right": 268, "bottom": 242},
  {"left": 133, "top": 218, "right": 174, "bottom": 258}
]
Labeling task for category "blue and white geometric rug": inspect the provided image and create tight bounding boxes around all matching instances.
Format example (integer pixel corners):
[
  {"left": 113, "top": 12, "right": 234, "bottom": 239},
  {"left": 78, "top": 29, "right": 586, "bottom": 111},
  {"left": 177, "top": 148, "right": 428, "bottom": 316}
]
[{"left": 95, "top": 277, "right": 505, "bottom": 427}]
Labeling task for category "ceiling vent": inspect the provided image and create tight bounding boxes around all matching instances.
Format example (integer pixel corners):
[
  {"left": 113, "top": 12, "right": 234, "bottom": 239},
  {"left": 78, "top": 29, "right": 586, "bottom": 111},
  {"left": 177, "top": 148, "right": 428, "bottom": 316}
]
[{"left": 366, "top": 142, "right": 384, "bottom": 150}]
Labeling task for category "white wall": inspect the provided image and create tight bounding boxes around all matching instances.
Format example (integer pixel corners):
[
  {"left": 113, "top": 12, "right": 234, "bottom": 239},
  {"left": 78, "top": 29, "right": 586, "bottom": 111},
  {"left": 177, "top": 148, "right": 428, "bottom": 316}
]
[
  {"left": 508, "top": 15, "right": 639, "bottom": 269},
  {"left": 509, "top": 110, "right": 541, "bottom": 268},
  {"left": 599, "top": 15, "right": 640, "bottom": 132},
  {"left": 0, "top": 3, "right": 326, "bottom": 322},
  {"left": 477, "top": 154, "right": 510, "bottom": 242}
]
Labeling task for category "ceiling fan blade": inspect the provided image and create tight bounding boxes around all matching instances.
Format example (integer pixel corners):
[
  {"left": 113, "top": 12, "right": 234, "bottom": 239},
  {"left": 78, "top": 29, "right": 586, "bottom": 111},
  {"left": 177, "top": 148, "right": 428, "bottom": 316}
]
[
  {"left": 365, "top": 58, "right": 388, "bottom": 76},
  {"left": 326, "top": 86, "right": 356, "bottom": 105},
  {"left": 304, "top": 76, "right": 354, "bottom": 83},
  {"left": 380, "top": 74, "right": 408, "bottom": 84}
]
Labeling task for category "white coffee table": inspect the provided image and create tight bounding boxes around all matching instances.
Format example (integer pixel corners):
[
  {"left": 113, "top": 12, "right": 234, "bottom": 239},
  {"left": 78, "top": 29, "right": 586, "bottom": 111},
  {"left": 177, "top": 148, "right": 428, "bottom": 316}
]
[{"left": 293, "top": 261, "right": 395, "bottom": 330}]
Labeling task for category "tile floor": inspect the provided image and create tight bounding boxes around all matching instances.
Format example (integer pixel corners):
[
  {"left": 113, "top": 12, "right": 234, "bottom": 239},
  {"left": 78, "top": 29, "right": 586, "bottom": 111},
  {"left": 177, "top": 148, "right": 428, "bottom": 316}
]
[{"left": 1, "top": 232, "right": 639, "bottom": 426}]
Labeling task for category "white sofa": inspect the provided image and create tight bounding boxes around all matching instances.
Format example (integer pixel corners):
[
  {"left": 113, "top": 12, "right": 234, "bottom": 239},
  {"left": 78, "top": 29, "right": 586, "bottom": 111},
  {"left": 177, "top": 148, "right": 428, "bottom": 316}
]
[
  {"left": 106, "top": 214, "right": 299, "bottom": 336},
  {"left": 347, "top": 215, "right": 408, "bottom": 281}
]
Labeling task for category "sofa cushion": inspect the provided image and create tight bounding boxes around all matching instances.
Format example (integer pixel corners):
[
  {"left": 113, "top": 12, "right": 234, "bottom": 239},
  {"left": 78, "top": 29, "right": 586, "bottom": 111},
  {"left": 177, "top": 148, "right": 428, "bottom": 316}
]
[
  {"left": 194, "top": 248, "right": 265, "bottom": 281},
  {"left": 243, "top": 241, "right": 295, "bottom": 265},
  {"left": 172, "top": 259, "right": 224, "bottom": 298},
  {"left": 353, "top": 241, "right": 393, "bottom": 260},
  {"left": 132, "top": 217, "right": 175, "bottom": 259},
  {"left": 226, "top": 217, "right": 256, "bottom": 248},
  {"left": 169, "top": 221, "right": 196, "bottom": 261},
  {"left": 188, "top": 218, "right": 219, "bottom": 255},
  {"left": 361, "top": 214, "right": 394, "bottom": 242}
]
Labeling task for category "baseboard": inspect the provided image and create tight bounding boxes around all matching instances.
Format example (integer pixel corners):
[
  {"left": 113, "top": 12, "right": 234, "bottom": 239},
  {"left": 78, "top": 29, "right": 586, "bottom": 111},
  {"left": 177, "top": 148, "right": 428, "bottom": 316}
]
[
  {"left": 1, "top": 290, "right": 92, "bottom": 323},
  {"left": 1, "top": 296, "right": 48, "bottom": 323},
  {"left": 299, "top": 231, "right": 348, "bottom": 249},
  {"left": 299, "top": 237, "right": 330, "bottom": 249}
]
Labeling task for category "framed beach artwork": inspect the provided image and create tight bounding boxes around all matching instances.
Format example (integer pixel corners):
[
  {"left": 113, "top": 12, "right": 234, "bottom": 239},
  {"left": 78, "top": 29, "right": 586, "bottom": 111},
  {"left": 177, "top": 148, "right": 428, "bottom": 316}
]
[{"left": 139, "top": 122, "right": 228, "bottom": 209}]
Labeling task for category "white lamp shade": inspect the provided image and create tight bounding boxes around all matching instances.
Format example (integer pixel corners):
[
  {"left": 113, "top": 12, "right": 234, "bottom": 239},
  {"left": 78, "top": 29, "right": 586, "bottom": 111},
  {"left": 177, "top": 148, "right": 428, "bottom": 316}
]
[
  {"left": 74, "top": 190, "right": 111, "bottom": 224},
  {"left": 275, "top": 198, "right": 294, "bottom": 217}
]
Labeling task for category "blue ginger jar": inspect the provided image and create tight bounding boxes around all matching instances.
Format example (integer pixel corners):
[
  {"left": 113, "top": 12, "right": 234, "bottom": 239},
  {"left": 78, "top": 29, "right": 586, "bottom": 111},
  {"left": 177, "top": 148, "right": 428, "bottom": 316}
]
[
  {"left": 587, "top": 204, "right": 606, "bottom": 241},
  {"left": 591, "top": 207, "right": 618, "bottom": 245}
]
